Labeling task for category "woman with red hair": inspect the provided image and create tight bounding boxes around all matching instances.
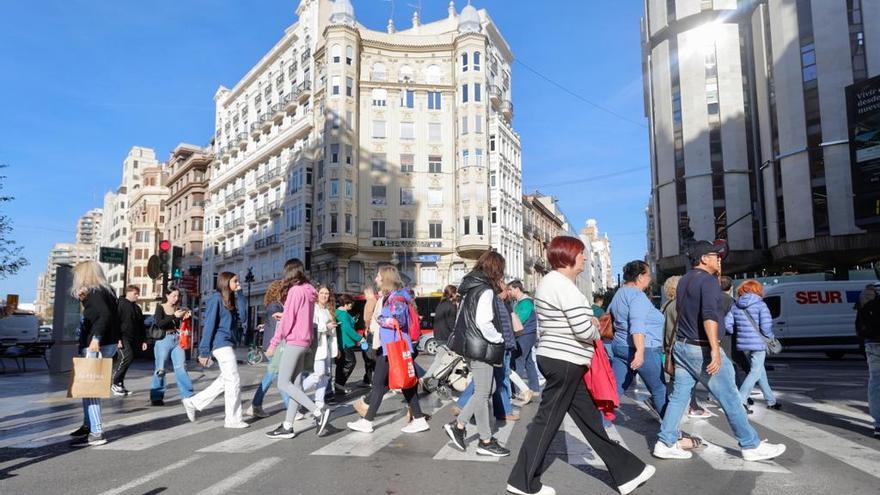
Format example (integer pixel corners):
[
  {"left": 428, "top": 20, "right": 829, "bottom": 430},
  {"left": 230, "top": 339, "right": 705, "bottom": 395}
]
[
  {"left": 506, "top": 236, "right": 654, "bottom": 495},
  {"left": 724, "top": 279, "right": 780, "bottom": 412}
]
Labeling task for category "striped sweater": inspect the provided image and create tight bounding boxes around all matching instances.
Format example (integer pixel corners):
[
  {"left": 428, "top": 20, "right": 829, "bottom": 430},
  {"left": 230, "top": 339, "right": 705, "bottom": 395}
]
[{"left": 534, "top": 270, "right": 599, "bottom": 366}]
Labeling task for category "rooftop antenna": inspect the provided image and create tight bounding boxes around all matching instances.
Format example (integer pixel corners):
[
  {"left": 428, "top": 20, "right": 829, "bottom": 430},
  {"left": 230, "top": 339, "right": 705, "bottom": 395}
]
[
  {"left": 407, "top": 0, "right": 422, "bottom": 17},
  {"left": 380, "top": 0, "right": 395, "bottom": 19}
]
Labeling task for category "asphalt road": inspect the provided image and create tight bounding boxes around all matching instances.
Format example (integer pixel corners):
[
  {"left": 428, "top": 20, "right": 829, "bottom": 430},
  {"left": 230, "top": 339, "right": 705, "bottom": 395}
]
[{"left": 0, "top": 351, "right": 877, "bottom": 495}]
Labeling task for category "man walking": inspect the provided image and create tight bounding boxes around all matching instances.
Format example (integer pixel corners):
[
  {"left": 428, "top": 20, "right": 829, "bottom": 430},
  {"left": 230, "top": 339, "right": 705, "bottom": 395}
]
[
  {"left": 508, "top": 280, "right": 541, "bottom": 404},
  {"left": 856, "top": 283, "right": 880, "bottom": 438},
  {"left": 653, "top": 240, "right": 786, "bottom": 461},
  {"left": 113, "top": 285, "right": 147, "bottom": 396}
]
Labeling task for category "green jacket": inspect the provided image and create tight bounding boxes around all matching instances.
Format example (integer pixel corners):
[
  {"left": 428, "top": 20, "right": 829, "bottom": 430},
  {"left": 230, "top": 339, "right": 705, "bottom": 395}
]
[
  {"left": 336, "top": 308, "right": 361, "bottom": 349},
  {"left": 514, "top": 298, "right": 535, "bottom": 325}
]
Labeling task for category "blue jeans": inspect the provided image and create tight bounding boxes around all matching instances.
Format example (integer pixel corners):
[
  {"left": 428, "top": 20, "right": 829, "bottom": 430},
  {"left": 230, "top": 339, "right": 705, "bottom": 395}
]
[
  {"left": 82, "top": 344, "right": 118, "bottom": 434},
  {"left": 866, "top": 343, "right": 880, "bottom": 429},
  {"left": 251, "top": 368, "right": 290, "bottom": 408},
  {"left": 658, "top": 341, "right": 760, "bottom": 449},
  {"left": 609, "top": 344, "right": 667, "bottom": 415},
  {"left": 457, "top": 352, "right": 513, "bottom": 417},
  {"left": 514, "top": 333, "right": 540, "bottom": 393},
  {"left": 738, "top": 350, "right": 776, "bottom": 406},
  {"left": 150, "top": 333, "right": 194, "bottom": 402}
]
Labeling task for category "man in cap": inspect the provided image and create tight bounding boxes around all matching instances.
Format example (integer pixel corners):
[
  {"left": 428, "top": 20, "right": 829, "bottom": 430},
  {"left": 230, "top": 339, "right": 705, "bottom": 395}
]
[{"left": 653, "top": 240, "right": 786, "bottom": 461}]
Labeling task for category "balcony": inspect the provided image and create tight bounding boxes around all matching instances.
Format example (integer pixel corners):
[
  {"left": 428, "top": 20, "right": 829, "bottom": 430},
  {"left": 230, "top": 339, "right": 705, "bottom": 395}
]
[
  {"left": 283, "top": 92, "right": 297, "bottom": 113},
  {"left": 255, "top": 204, "right": 271, "bottom": 220},
  {"left": 219, "top": 144, "right": 231, "bottom": 163},
  {"left": 229, "top": 141, "right": 240, "bottom": 158},
  {"left": 501, "top": 100, "right": 514, "bottom": 120},
  {"left": 250, "top": 122, "right": 262, "bottom": 138},
  {"left": 267, "top": 167, "right": 282, "bottom": 185},
  {"left": 256, "top": 172, "right": 270, "bottom": 190},
  {"left": 488, "top": 85, "right": 502, "bottom": 106},
  {"left": 301, "top": 48, "right": 311, "bottom": 63},
  {"left": 260, "top": 113, "right": 273, "bottom": 131},
  {"left": 231, "top": 188, "right": 246, "bottom": 204},
  {"left": 236, "top": 132, "right": 248, "bottom": 150},
  {"left": 296, "top": 81, "right": 312, "bottom": 102},
  {"left": 271, "top": 102, "right": 285, "bottom": 123},
  {"left": 232, "top": 217, "right": 245, "bottom": 232},
  {"left": 254, "top": 234, "right": 279, "bottom": 251}
]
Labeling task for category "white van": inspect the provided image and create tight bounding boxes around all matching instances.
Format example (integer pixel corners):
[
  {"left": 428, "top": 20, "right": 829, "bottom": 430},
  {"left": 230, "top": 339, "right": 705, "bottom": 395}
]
[
  {"left": 0, "top": 313, "right": 41, "bottom": 344},
  {"left": 762, "top": 280, "right": 877, "bottom": 359}
]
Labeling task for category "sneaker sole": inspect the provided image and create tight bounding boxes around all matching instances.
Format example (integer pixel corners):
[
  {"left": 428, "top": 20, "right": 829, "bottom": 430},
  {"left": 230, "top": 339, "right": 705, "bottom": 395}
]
[
  {"left": 401, "top": 425, "right": 430, "bottom": 433},
  {"left": 347, "top": 426, "right": 373, "bottom": 433},
  {"left": 443, "top": 424, "right": 466, "bottom": 451},
  {"left": 265, "top": 432, "right": 296, "bottom": 439},
  {"left": 476, "top": 448, "right": 510, "bottom": 457},
  {"left": 317, "top": 411, "right": 331, "bottom": 436},
  {"left": 652, "top": 448, "right": 693, "bottom": 460},
  {"left": 743, "top": 445, "right": 786, "bottom": 461},
  {"left": 88, "top": 439, "right": 108, "bottom": 446}
]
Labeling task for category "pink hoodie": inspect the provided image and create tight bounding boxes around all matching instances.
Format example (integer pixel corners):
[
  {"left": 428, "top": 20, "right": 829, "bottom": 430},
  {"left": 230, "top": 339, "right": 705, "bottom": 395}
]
[{"left": 269, "top": 282, "right": 317, "bottom": 350}]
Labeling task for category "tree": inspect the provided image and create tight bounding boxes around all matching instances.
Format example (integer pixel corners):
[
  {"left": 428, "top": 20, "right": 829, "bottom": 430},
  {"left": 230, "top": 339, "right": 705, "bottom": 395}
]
[{"left": 0, "top": 164, "right": 28, "bottom": 279}]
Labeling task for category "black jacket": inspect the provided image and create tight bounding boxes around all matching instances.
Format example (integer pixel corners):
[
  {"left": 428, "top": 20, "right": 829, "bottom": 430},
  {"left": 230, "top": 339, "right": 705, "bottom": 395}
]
[
  {"left": 154, "top": 304, "right": 181, "bottom": 332},
  {"left": 857, "top": 297, "right": 880, "bottom": 343},
  {"left": 432, "top": 299, "right": 457, "bottom": 342},
  {"left": 79, "top": 287, "right": 121, "bottom": 350},
  {"left": 117, "top": 298, "right": 145, "bottom": 343},
  {"left": 448, "top": 271, "right": 505, "bottom": 365}
]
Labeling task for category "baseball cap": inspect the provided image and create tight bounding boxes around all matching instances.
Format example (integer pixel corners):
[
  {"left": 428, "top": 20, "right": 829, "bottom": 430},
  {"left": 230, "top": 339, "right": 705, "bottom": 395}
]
[{"left": 687, "top": 239, "right": 728, "bottom": 263}]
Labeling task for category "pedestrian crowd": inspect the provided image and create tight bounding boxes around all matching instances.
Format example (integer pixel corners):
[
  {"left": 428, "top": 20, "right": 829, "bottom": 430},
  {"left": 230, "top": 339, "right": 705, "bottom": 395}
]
[{"left": 66, "top": 233, "right": 880, "bottom": 495}]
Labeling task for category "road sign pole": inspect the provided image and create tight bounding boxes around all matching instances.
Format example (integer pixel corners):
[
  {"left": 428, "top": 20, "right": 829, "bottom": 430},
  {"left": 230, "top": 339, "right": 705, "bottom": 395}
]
[{"left": 122, "top": 246, "right": 129, "bottom": 296}]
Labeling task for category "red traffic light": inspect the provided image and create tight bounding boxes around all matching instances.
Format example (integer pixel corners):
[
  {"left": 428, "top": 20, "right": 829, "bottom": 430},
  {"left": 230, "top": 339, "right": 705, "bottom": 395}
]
[{"left": 159, "top": 240, "right": 171, "bottom": 252}]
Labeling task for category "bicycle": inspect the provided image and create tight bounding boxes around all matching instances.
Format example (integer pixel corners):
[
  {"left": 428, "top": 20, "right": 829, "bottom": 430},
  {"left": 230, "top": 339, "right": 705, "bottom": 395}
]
[{"left": 246, "top": 325, "right": 266, "bottom": 365}]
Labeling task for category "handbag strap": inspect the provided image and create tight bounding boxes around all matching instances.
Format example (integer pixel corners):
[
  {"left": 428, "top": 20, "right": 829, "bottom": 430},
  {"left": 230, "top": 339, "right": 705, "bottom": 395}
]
[
  {"left": 739, "top": 305, "right": 768, "bottom": 341},
  {"left": 668, "top": 275, "right": 694, "bottom": 352}
]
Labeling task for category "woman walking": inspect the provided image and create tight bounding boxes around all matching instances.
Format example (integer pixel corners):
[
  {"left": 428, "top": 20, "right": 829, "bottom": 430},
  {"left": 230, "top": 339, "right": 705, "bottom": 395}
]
[
  {"left": 150, "top": 287, "right": 194, "bottom": 407},
  {"left": 264, "top": 259, "right": 331, "bottom": 439},
  {"left": 346, "top": 266, "right": 429, "bottom": 434},
  {"left": 68, "top": 261, "right": 121, "bottom": 447},
  {"left": 725, "top": 279, "right": 780, "bottom": 412},
  {"left": 445, "top": 255, "right": 515, "bottom": 456},
  {"left": 301, "top": 285, "right": 338, "bottom": 411},
  {"left": 608, "top": 260, "right": 667, "bottom": 418},
  {"left": 182, "top": 272, "right": 248, "bottom": 428},
  {"left": 334, "top": 294, "right": 365, "bottom": 389},
  {"left": 507, "top": 237, "right": 654, "bottom": 495},
  {"left": 247, "top": 280, "right": 289, "bottom": 418}
]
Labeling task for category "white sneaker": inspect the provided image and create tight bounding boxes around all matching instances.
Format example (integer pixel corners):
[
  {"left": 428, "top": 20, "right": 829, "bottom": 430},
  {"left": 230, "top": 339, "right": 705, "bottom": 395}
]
[
  {"left": 294, "top": 411, "right": 306, "bottom": 421},
  {"left": 742, "top": 440, "right": 786, "bottom": 461},
  {"left": 618, "top": 464, "right": 656, "bottom": 495},
  {"left": 346, "top": 418, "right": 374, "bottom": 433},
  {"left": 224, "top": 421, "right": 250, "bottom": 429},
  {"left": 182, "top": 398, "right": 196, "bottom": 422},
  {"left": 245, "top": 405, "right": 269, "bottom": 418},
  {"left": 401, "top": 416, "right": 430, "bottom": 433},
  {"left": 506, "top": 483, "right": 555, "bottom": 495},
  {"left": 652, "top": 441, "right": 693, "bottom": 459}
]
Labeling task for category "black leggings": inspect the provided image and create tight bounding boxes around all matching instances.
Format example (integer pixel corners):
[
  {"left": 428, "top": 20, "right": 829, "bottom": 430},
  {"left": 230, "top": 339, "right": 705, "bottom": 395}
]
[
  {"left": 335, "top": 347, "right": 358, "bottom": 386},
  {"left": 365, "top": 353, "right": 423, "bottom": 421},
  {"left": 113, "top": 339, "right": 136, "bottom": 386}
]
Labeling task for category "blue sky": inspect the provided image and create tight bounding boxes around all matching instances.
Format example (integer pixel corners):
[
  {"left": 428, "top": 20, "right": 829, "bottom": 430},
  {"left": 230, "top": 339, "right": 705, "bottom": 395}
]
[{"left": 0, "top": 0, "right": 649, "bottom": 301}]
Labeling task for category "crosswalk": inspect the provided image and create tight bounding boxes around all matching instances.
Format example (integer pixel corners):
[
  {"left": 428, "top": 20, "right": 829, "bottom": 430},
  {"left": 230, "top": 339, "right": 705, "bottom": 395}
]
[{"left": 4, "top": 380, "right": 880, "bottom": 494}]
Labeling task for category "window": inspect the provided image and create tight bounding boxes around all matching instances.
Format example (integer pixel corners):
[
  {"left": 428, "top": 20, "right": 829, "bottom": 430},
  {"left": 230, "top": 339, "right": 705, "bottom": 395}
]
[
  {"left": 474, "top": 83, "right": 482, "bottom": 102},
  {"left": 345, "top": 179, "right": 353, "bottom": 198},
  {"left": 371, "top": 62, "right": 386, "bottom": 81},
  {"left": 400, "top": 89, "right": 414, "bottom": 108},
  {"left": 346, "top": 111, "right": 354, "bottom": 131},
  {"left": 427, "top": 91, "right": 442, "bottom": 110},
  {"left": 316, "top": 223, "right": 324, "bottom": 242},
  {"left": 346, "top": 45, "right": 354, "bottom": 65},
  {"left": 400, "top": 154, "right": 414, "bottom": 173},
  {"left": 330, "top": 143, "right": 339, "bottom": 163},
  {"left": 331, "top": 45, "right": 341, "bottom": 63},
  {"left": 461, "top": 116, "right": 469, "bottom": 134},
  {"left": 490, "top": 171, "right": 496, "bottom": 187},
  {"left": 372, "top": 120, "right": 386, "bottom": 138},
  {"left": 489, "top": 134, "right": 496, "bottom": 151},
  {"left": 305, "top": 203, "right": 312, "bottom": 222},
  {"left": 463, "top": 217, "right": 470, "bottom": 235},
  {"left": 765, "top": 296, "right": 781, "bottom": 319},
  {"left": 475, "top": 148, "right": 483, "bottom": 166},
  {"left": 371, "top": 88, "right": 387, "bottom": 106},
  {"left": 473, "top": 51, "right": 481, "bottom": 71},
  {"left": 400, "top": 187, "right": 414, "bottom": 205},
  {"left": 372, "top": 220, "right": 386, "bottom": 238},
  {"left": 426, "top": 64, "right": 442, "bottom": 84},
  {"left": 475, "top": 115, "right": 483, "bottom": 134},
  {"left": 306, "top": 167, "right": 313, "bottom": 185},
  {"left": 462, "top": 149, "right": 469, "bottom": 167},
  {"left": 429, "top": 155, "right": 442, "bottom": 173},
  {"left": 461, "top": 53, "right": 468, "bottom": 72},
  {"left": 371, "top": 185, "right": 387, "bottom": 205},
  {"left": 345, "top": 213, "right": 353, "bottom": 234},
  {"left": 477, "top": 216, "right": 484, "bottom": 235},
  {"left": 330, "top": 213, "right": 338, "bottom": 233},
  {"left": 330, "top": 179, "right": 339, "bottom": 197},
  {"left": 462, "top": 84, "right": 469, "bottom": 103},
  {"left": 429, "top": 221, "right": 442, "bottom": 239},
  {"left": 428, "top": 189, "right": 442, "bottom": 206},
  {"left": 331, "top": 76, "right": 340, "bottom": 96},
  {"left": 371, "top": 153, "right": 387, "bottom": 171},
  {"left": 400, "top": 121, "right": 415, "bottom": 140},
  {"left": 346, "top": 77, "right": 353, "bottom": 97},
  {"left": 400, "top": 220, "right": 415, "bottom": 239},
  {"left": 429, "top": 123, "right": 441, "bottom": 141},
  {"left": 491, "top": 206, "right": 497, "bottom": 224},
  {"left": 421, "top": 266, "right": 438, "bottom": 284}
]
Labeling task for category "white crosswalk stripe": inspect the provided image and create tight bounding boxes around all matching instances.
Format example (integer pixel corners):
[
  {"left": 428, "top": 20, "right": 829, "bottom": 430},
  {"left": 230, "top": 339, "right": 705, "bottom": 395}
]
[
  {"left": 194, "top": 457, "right": 282, "bottom": 495},
  {"left": 96, "top": 455, "right": 204, "bottom": 495},
  {"left": 96, "top": 419, "right": 223, "bottom": 451}
]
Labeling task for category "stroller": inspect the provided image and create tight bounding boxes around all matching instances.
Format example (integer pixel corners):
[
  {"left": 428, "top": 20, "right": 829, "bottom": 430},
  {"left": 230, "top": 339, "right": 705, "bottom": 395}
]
[{"left": 421, "top": 347, "right": 471, "bottom": 400}]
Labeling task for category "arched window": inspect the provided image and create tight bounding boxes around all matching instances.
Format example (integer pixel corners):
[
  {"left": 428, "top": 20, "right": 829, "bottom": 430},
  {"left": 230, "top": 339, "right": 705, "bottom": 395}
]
[
  {"left": 399, "top": 64, "right": 414, "bottom": 83},
  {"left": 371, "top": 62, "right": 386, "bottom": 81},
  {"left": 346, "top": 46, "right": 354, "bottom": 65},
  {"left": 473, "top": 51, "right": 481, "bottom": 71},
  {"left": 331, "top": 44, "right": 341, "bottom": 64},
  {"left": 425, "top": 64, "right": 442, "bottom": 84}
]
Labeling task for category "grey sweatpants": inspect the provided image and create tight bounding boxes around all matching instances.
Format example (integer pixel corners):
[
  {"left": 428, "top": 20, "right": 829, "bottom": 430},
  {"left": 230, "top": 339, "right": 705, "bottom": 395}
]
[
  {"left": 276, "top": 344, "right": 318, "bottom": 424},
  {"left": 458, "top": 359, "right": 494, "bottom": 441}
]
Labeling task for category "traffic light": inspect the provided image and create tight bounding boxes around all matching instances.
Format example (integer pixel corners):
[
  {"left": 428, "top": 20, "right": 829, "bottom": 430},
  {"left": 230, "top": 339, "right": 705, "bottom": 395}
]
[
  {"left": 171, "top": 246, "right": 184, "bottom": 280},
  {"left": 159, "top": 240, "right": 171, "bottom": 296}
]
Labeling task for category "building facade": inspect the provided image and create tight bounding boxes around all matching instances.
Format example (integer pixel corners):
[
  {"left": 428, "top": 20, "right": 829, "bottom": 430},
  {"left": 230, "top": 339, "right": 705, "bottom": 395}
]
[
  {"left": 164, "top": 144, "right": 211, "bottom": 300},
  {"left": 203, "top": 0, "right": 522, "bottom": 321},
  {"left": 643, "top": 0, "right": 880, "bottom": 278},
  {"left": 76, "top": 209, "right": 103, "bottom": 245},
  {"left": 34, "top": 243, "right": 96, "bottom": 321},
  {"left": 128, "top": 164, "right": 168, "bottom": 313},
  {"left": 580, "top": 218, "right": 614, "bottom": 293},
  {"left": 521, "top": 194, "right": 565, "bottom": 292}
]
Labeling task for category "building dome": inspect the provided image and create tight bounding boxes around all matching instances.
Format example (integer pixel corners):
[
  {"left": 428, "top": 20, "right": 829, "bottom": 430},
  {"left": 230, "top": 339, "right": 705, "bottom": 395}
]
[
  {"left": 330, "top": 0, "right": 355, "bottom": 26},
  {"left": 458, "top": 4, "right": 481, "bottom": 34}
]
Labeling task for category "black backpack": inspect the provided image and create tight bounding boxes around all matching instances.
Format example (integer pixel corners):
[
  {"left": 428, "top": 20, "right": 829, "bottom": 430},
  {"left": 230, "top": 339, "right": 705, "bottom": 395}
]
[{"left": 856, "top": 298, "right": 880, "bottom": 341}]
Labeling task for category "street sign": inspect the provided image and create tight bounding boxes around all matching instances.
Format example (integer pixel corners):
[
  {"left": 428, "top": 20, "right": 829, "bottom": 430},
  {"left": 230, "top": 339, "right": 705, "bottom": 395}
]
[
  {"left": 99, "top": 247, "right": 125, "bottom": 264},
  {"left": 414, "top": 254, "right": 441, "bottom": 263},
  {"left": 147, "top": 255, "right": 162, "bottom": 280}
]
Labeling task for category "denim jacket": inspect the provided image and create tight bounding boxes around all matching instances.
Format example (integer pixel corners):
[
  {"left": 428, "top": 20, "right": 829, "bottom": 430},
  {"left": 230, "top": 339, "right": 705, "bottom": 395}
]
[{"left": 199, "top": 291, "right": 246, "bottom": 358}]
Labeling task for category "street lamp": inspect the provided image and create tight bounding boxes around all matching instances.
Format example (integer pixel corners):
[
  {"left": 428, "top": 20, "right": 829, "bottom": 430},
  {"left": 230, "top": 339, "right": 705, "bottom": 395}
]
[{"left": 244, "top": 267, "right": 254, "bottom": 345}]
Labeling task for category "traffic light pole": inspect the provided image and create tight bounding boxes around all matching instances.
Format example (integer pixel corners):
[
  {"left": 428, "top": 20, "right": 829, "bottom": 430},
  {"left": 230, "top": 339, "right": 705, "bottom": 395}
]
[{"left": 122, "top": 247, "right": 129, "bottom": 296}]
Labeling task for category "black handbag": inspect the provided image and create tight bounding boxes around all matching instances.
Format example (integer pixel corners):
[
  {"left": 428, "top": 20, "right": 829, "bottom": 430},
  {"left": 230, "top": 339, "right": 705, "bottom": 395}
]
[{"left": 147, "top": 322, "right": 165, "bottom": 341}]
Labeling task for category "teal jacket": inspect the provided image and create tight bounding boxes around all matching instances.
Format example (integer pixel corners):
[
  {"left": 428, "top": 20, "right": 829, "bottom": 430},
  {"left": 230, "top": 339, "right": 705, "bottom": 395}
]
[{"left": 336, "top": 308, "right": 361, "bottom": 349}]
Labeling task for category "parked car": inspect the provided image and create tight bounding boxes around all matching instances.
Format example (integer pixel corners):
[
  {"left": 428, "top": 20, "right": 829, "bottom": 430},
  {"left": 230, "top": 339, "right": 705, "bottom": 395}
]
[
  {"left": 38, "top": 325, "right": 53, "bottom": 343},
  {"left": 0, "top": 313, "right": 41, "bottom": 344}
]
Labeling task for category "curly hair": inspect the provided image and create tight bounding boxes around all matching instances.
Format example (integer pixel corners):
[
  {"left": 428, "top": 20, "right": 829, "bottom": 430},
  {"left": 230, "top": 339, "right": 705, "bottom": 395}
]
[{"left": 263, "top": 280, "right": 285, "bottom": 306}]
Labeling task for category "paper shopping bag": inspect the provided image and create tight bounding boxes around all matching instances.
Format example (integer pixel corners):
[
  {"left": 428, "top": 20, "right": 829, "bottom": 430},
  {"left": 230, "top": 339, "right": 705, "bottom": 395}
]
[{"left": 67, "top": 356, "right": 113, "bottom": 399}]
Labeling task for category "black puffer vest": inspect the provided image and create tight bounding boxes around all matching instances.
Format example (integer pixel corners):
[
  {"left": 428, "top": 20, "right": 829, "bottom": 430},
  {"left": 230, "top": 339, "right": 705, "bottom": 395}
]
[{"left": 448, "top": 271, "right": 505, "bottom": 366}]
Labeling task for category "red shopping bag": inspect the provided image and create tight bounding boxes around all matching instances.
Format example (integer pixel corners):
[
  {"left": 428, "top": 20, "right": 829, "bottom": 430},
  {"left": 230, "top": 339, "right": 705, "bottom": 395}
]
[
  {"left": 387, "top": 324, "right": 418, "bottom": 390},
  {"left": 179, "top": 317, "right": 192, "bottom": 350}
]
